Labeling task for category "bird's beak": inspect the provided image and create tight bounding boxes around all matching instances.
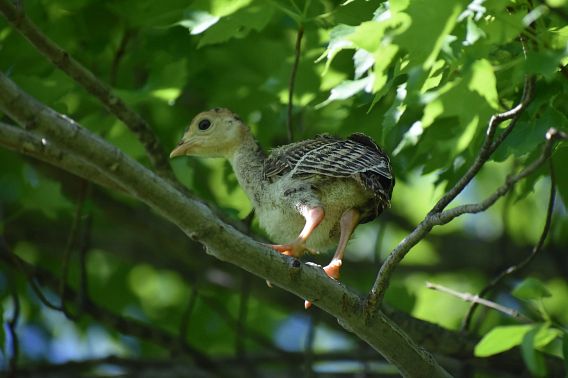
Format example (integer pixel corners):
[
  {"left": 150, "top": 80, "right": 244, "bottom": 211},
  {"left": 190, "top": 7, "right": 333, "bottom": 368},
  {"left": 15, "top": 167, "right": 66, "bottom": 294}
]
[{"left": 170, "top": 139, "right": 194, "bottom": 158}]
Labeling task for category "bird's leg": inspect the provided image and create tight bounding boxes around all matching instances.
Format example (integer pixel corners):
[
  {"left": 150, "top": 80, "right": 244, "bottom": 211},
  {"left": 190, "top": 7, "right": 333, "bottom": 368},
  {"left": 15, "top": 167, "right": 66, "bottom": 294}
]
[
  {"left": 323, "top": 208, "right": 361, "bottom": 279},
  {"left": 270, "top": 206, "right": 324, "bottom": 258},
  {"left": 304, "top": 208, "right": 360, "bottom": 309}
]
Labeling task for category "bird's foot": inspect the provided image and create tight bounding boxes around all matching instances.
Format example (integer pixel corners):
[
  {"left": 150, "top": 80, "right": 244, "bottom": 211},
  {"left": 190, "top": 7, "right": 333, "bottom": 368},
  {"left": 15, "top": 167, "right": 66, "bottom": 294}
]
[
  {"left": 304, "top": 260, "right": 343, "bottom": 310},
  {"left": 323, "top": 259, "right": 342, "bottom": 280},
  {"left": 269, "top": 238, "right": 316, "bottom": 258}
]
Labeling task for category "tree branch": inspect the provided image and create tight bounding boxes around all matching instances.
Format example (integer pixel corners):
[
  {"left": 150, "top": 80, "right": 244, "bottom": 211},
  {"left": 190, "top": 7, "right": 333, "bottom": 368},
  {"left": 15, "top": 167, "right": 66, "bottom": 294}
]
[
  {"left": 0, "top": 122, "right": 128, "bottom": 193},
  {"left": 432, "top": 77, "right": 535, "bottom": 215},
  {"left": 7, "top": 286, "right": 20, "bottom": 376},
  {"left": 426, "top": 282, "right": 531, "bottom": 322},
  {"left": 287, "top": 24, "right": 304, "bottom": 142},
  {"left": 367, "top": 77, "right": 536, "bottom": 311},
  {"left": 0, "top": 70, "right": 450, "bottom": 377},
  {"left": 0, "top": 0, "right": 177, "bottom": 184},
  {"left": 461, "top": 158, "right": 557, "bottom": 331}
]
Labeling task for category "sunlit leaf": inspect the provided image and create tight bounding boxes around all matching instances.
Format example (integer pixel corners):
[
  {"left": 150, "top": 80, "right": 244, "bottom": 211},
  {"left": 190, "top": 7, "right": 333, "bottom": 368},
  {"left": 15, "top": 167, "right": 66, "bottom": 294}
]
[
  {"left": 513, "top": 277, "right": 552, "bottom": 301},
  {"left": 179, "top": 11, "right": 220, "bottom": 34},
  {"left": 198, "top": 2, "right": 274, "bottom": 47},
  {"left": 475, "top": 325, "right": 533, "bottom": 357},
  {"left": 522, "top": 326, "right": 548, "bottom": 377},
  {"left": 392, "top": 0, "right": 464, "bottom": 68},
  {"left": 317, "top": 74, "right": 374, "bottom": 107}
]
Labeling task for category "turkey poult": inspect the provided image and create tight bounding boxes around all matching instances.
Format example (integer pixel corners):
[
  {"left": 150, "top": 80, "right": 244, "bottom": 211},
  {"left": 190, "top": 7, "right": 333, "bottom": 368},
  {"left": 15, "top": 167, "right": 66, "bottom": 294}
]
[{"left": 170, "top": 108, "right": 394, "bottom": 308}]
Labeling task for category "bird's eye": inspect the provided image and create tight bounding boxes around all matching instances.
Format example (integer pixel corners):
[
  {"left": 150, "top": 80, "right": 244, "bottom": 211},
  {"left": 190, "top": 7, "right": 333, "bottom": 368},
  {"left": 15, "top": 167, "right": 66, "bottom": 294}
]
[{"left": 198, "top": 119, "right": 211, "bottom": 131}]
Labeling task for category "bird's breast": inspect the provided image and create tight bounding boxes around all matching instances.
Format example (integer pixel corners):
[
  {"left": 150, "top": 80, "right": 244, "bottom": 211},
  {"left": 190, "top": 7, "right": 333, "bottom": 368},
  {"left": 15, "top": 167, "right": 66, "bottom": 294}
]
[{"left": 255, "top": 177, "right": 373, "bottom": 252}]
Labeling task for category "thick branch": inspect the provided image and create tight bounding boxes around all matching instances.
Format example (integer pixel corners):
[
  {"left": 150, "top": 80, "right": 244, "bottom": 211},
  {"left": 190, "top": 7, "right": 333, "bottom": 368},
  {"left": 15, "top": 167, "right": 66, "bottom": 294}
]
[
  {"left": 0, "top": 0, "right": 176, "bottom": 183},
  {"left": 0, "top": 71, "right": 450, "bottom": 377},
  {"left": 0, "top": 122, "right": 128, "bottom": 193}
]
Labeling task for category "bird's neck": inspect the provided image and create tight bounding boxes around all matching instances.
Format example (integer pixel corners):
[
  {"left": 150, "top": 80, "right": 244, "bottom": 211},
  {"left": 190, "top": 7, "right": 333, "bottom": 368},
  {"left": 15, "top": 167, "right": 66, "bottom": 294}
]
[{"left": 228, "top": 133, "right": 267, "bottom": 207}]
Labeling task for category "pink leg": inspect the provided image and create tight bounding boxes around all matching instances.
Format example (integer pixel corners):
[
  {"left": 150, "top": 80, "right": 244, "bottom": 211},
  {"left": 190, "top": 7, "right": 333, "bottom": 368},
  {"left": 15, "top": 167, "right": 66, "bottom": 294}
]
[
  {"left": 305, "top": 208, "right": 361, "bottom": 309},
  {"left": 270, "top": 207, "right": 324, "bottom": 258}
]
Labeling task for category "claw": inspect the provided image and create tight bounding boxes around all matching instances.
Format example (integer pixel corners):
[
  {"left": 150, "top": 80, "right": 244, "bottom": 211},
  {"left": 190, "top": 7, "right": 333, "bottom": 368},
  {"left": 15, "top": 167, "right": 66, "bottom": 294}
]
[
  {"left": 323, "top": 259, "right": 342, "bottom": 280},
  {"left": 304, "top": 261, "right": 343, "bottom": 310},
  {"left": 267, "top": 238, "right": 315, "bottom": 258}
]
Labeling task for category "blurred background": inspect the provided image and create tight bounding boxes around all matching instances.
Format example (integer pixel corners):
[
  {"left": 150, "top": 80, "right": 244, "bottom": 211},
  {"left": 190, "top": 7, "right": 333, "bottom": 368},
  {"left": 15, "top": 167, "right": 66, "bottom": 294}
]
[{"left": 1, "top": 0, "right": 567, "bottom": 376}]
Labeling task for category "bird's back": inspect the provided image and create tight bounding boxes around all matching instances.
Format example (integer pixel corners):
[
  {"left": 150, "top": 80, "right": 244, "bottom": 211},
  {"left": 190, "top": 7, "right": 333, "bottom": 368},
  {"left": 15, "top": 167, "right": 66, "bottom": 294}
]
[{"left": 263, "top": 133, "right": 394, "bottom": 223}]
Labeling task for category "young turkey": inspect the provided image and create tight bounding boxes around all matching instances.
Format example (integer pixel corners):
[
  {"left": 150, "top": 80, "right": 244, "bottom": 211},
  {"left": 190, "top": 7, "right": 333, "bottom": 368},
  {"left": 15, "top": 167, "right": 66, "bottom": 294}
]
[{"left": 170, "top": 108, "right": 394, "bottom": 308}]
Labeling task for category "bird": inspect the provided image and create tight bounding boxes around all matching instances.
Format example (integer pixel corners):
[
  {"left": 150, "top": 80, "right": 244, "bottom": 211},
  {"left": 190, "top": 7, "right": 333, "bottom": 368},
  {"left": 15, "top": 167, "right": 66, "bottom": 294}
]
[{"left": 170, "top": 108, "right": 394, "bottom": 308}]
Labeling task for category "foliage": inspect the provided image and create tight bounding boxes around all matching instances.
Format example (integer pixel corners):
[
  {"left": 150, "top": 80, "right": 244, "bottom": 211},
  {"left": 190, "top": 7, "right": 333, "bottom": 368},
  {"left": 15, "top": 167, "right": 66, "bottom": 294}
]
[{"left": 1, "top": 0, "right": 567, "bottom": 376}]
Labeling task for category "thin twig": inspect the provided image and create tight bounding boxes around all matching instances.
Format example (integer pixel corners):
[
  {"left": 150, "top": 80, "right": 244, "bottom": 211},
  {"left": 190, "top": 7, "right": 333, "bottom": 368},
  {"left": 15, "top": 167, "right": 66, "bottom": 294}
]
[
  {"left": 178, "top": 285, "right": 199, "bottom": 347},
  {"left": 426, "top": 282, "right": 531, "bottom": 322},
  {"left": 110, "top": 29, "right": 134, "bottom": 86},
  {"left": 236, "top": 273, "right": 252, "bottom": 357},
  {"left": 461, "top": 158, "right": 557, "bottom": 331},
  {"left": 287, "top": 24, "right": 304, "bottom": 142},
  {"left": 77, "top": 196, "right": 93, "bottom": 314},
  {"left": 432, "top": 76, "right": 534, "bottom": 215},
  {"left": 60, "top": 180, "right": 89, "bottom": 318},
  {"left": 7, "top": 287, "right": 20, "bottom": 375},
  {"left": 0, "top": 0, "right": 177, "bottom": 183},
  {"left": 1, "top": 234, "right": 66, "bottom": 315},
  {"left": 366, "top": 77, "right": 536, "bottom": 313},
  {"left": 200, "top": 295, "right": 292, "bottom": 358},
  {"left": 304, "top": 311, "right": 318, "bottom": 378}
]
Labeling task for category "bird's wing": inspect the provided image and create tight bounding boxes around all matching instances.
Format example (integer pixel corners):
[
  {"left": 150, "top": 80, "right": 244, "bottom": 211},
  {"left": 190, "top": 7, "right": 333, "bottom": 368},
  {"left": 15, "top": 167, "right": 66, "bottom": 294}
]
[
  {"left": 263, "top": 135, "right": 337, "bottom": 179},
  {"left": 264, "top": 133, "right": 392, "bottom": 181}
]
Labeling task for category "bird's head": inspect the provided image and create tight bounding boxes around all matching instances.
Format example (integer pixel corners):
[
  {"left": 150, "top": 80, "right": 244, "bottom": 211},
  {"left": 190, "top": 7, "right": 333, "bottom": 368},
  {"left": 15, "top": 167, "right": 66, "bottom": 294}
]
[{"left": 170, "top": 108, "right": 247, "bottom": 159}]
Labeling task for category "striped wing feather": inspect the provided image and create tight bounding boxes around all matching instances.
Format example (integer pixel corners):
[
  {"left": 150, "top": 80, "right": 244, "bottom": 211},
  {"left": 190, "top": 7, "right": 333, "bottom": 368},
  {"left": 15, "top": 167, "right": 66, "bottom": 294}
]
[{"left": 264, "top": 133, "right": 394, "bottom": 201}]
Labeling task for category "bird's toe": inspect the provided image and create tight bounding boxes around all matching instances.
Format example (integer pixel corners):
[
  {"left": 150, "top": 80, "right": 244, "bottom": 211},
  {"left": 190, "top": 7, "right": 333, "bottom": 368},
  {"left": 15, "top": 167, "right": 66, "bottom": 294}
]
[{"left": 323, "top": 259, "right": 342, "bottom": 280}]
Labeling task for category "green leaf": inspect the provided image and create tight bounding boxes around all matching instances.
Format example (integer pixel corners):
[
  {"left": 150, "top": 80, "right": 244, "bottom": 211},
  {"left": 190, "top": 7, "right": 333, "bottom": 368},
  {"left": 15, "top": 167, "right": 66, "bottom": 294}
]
[
  {"left": 533, "top": 323, "right": 563, "bottom": 349},
  {"left": 521, "top": 326, "right": 548, "bottom": 377},
  {"left": 524, "top": 50, "right": 567, "bottom": 78},
  {"left": 198, "top": 2, "right": 274, "bottom": 47},
  {"left": 513, "top": 278, "right": 552, "bottom": 301},
  {"left": 480, "top": 10, "right": 524, "bottom": 45},
  {"left": 474, "top": 325, "right": 533, "bottom": 357},
  {"left": 178, "top": 11, "right": 220, "bottom": 35},
  {"left": 317, "top": 24, "right": 357, "bottom": 74},
  {"left": 392, "top": 0, "right": 464, "bottom": 68},
  {"left": 348, "top": 21, "right": 383, "bottom": 52},
  {"left": 21, "top": 165, "right": 73, "bottom": 219},
  {"left": 317, "top": 75, "right": 374, "bottom": 107},
  {"left": 468, "top": 59, "right": 499, "bottom": 109},
  {"left": 107, "top": 0, "right": 190, "bottom": 27},
  {"left": 547, "top": 0, "right": 568, "bottom": 7}
]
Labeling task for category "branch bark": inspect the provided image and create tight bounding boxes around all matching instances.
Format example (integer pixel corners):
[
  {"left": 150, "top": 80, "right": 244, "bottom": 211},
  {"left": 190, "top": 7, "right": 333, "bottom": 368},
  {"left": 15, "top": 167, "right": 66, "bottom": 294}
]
[
  {"left": 0, "top": 122, "right": 128, "bottom": 193},
  {"left": 0, "top": 72, "right": 450, "bottom": 377}
]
